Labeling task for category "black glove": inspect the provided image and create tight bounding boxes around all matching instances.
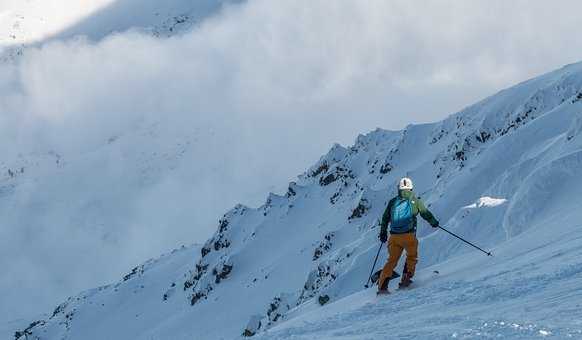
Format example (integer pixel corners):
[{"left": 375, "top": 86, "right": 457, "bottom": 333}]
[
  {"left": 431, "top": 220, "right": 440, "bottom": 228},
  {"left": 379, "top": 229, "right": 388, "bottom": 243}
]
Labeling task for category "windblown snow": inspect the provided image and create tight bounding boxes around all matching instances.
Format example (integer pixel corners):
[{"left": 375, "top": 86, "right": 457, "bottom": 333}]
[
  {"left": 10, "top": 60, "right": 582, "bottom": 339},
  {"left": 463, "top": 197, "right": 507, "bottom": 209}
]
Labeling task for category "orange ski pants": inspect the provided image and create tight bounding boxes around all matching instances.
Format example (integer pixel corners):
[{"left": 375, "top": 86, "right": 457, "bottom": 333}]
[{"left": 378, "top": 233, "right": 418, "bottom": 289}]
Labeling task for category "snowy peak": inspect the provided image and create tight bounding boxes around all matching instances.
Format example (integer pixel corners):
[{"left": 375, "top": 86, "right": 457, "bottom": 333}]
[
  {"left": 15, "top": 62, "right": 582, "bottom": 339},
  {"left": 423, "top": 63, "right": 582, "bottom": 209},
  {"left": 50, "top": 0, "right": 243, "bottom": 42},
  {"left": 0, "top": 0, "right": 241, "bottom": 62}
]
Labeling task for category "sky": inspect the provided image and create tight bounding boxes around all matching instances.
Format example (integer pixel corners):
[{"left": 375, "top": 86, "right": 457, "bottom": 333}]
[{"left": 1, "top": 0, "right": 582, "bottom": 324}]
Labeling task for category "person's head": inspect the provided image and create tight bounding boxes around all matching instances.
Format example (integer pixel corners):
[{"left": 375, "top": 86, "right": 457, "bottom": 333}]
[{"left": 398, "top": 177, "right": 413, "bottom": 192}]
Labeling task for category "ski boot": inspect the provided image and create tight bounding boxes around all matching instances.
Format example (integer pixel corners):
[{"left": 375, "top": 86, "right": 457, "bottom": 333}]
[
  {"left": 398, "top": 271, "right": 413, "bottom": 289},
  {"left": 377, "top": 278, "right": 391, "bottom": 295}
]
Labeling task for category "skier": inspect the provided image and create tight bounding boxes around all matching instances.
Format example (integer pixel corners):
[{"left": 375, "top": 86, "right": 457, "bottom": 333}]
[{"left": 377, "top": 177, "right": 439, "bottom": 295}]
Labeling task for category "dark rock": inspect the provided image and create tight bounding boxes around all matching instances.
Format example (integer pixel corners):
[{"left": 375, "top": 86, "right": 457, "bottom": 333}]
[
  {"left": 319, "top": 166, "right": 353, "bottom": 186},
  {"left": 266, "top": 296, "right": 290, "bottom": 325},
  {"left": 313, "top": 233, "right": 335, "bottom": 261},
  {"left": 214, "top": 264, "right": 233, "bottom": 284},
  {"left": 243, "top": 329, "right": 256, "bottom": 337},
  {"left": 190, "top": 291, "right": 206, "bottom": 305},
  {"left": 218, "top": 217, "right": 229, "bottom": 233},
  {"left": 379, "top": 163, "right": 392, "bottom": 174},
  {"left": 51, "top": 302, "right": 67, "bottom": 318},
  {"left": 286, "top": 185, "right": 296, "bottom": 198},
  {"left": 15, "top": 320, "right": 46, "bottom": 339},
  {"left": 329, "top": 192, "right": 341, "bottom": 205},
  {"left": 123, "top": 265, "right": 144, "bottom": 282},
  {"left": 475, "top": 131, "right": 491, "bottom": 143},
  {"left": 183, "top": 281, "right": 193, "bottom": 290},
  {"left": 349, "top": 199, "right": 369, "bottom": 220},
  {"left": 320, "top": 173, "right": 338, "bottom": 186},
  {"left": 454, "top": 151, "right": 465, "bottom": 161},
  {"left": 243, "top": 315, "right": 262, "bottom": 337},
  {"left": 213, "top": 238, "right": 231, "bottom": 251},
  {"left": 310, "top": 162, "right": 329, "bottom": 177}
]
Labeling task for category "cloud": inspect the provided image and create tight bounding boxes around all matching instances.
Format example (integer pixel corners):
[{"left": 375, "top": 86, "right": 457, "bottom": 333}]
[{"left": 1, "top": 0, "right": 582, "bottom": 323}]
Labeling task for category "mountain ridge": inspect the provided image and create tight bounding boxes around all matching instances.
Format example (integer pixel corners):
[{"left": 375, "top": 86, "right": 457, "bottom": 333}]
[
  {"left": 14, "top": 61, "right": 582, "bottom": 339},
  {"left": 0, "top": 0, "right": 241, "bottom": 63}
]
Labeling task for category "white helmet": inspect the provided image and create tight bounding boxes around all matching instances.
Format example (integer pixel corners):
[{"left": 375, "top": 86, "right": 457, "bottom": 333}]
[{"left": 398, "top": 177, "right": 414, "bottom": 191}]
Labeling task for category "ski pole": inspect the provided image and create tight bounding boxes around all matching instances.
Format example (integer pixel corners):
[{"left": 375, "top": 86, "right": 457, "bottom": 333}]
[
  {"left": 364, "top": 242, "right": 384, "bottom": 288},
  {"left": 438, "top": 226, "right": 493, "bottom": 256}
]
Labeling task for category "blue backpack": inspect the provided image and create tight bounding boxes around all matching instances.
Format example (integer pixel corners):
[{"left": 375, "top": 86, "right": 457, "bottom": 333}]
[{"left": 390, "top": 197, "right": 414, "bottom": 233}]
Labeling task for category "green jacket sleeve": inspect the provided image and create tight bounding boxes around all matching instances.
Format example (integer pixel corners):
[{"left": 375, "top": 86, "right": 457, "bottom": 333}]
[
  {"left": 415, "top": 198, "right": 439, "bottom": 227},
  {"left": 380, "top": 198, "right": 394, "bottom": 233}
]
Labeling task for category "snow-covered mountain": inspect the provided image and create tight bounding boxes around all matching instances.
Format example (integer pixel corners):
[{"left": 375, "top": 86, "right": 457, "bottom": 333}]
[
  {"left": 13, "top": 62, "right": 582, "bottom": 339},
  {"left": 0, "top": 0, "right": 240, "bottom": 61}
]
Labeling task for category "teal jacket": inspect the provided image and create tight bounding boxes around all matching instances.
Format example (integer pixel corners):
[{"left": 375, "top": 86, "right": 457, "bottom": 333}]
[{"left": 380, "top": 190, "right": 438, "bottom": 234}]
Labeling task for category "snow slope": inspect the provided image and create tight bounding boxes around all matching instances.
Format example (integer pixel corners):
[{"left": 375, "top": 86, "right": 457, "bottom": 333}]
[
  {"left": 259, "top": 214, "right": 582, "bottom": 339},
  {"left": 13, "top": 62, "right": 582, "bottom": 339},
  {"left": 0, "top": 0, "right": 115, "bottom": 46},
  {"left": 47, "top": 0, "right": 243, "bottom": 41}
]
